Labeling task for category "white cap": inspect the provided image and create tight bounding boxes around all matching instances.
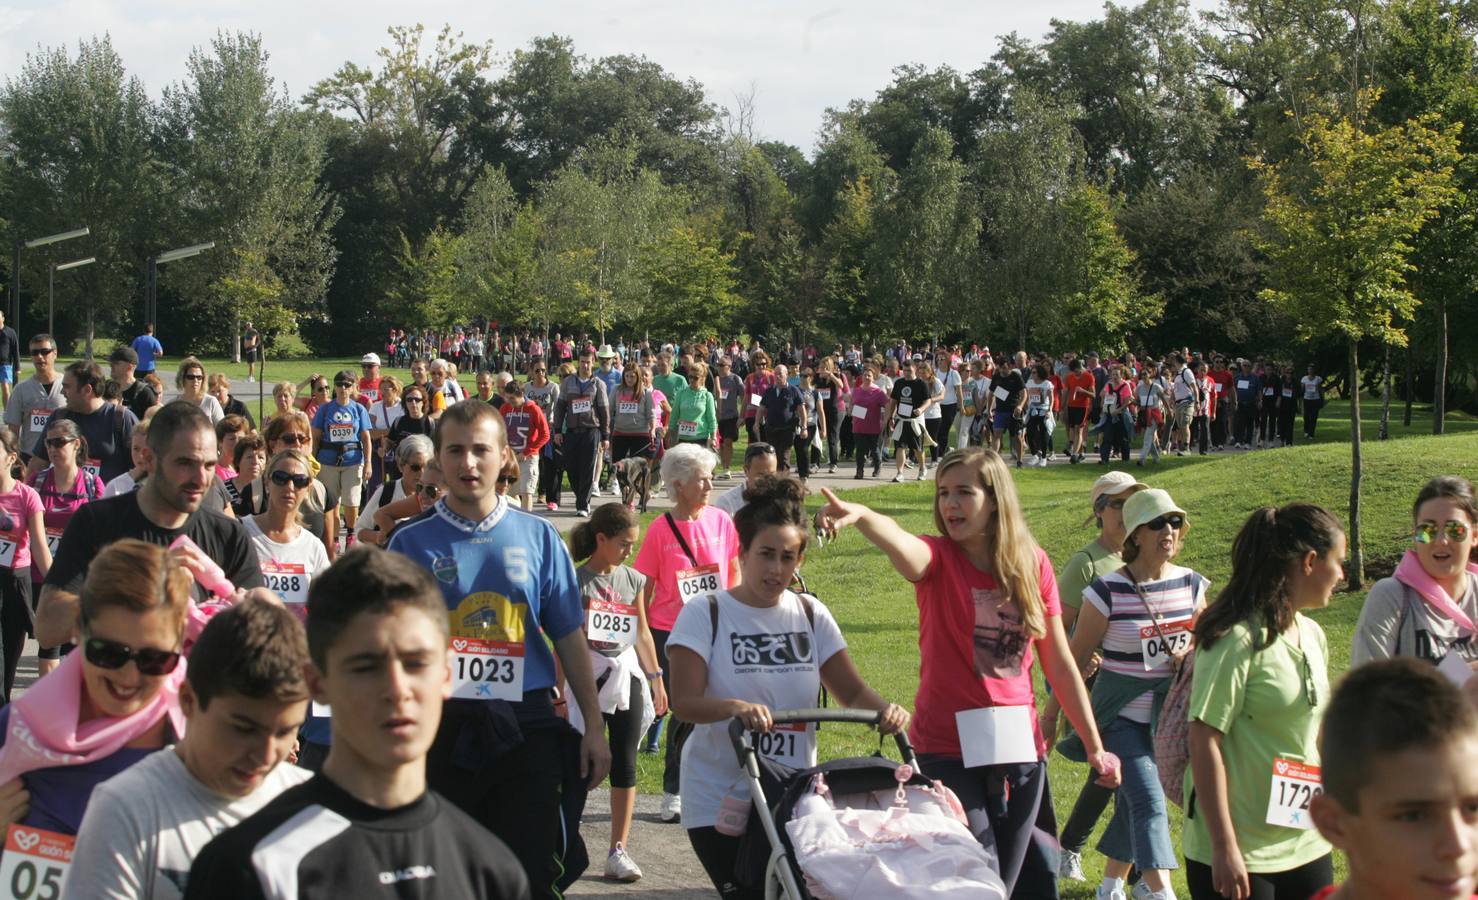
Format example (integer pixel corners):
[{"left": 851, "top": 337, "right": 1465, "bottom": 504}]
[
  {"left": 360, "top": 353, "right": 381, "bottom": 366},
  {"left": 1090, "top": 471, "right": 1145, "bottom": 507}
]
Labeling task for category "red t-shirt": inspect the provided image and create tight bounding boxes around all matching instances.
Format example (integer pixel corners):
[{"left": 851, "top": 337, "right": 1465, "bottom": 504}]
[
  {"left": 909, "top": 536, "right": 1062, "bottom": 758},
  {"left": 357, "top": 376, "right": 382, "bottom": 407},
  {"left": 1211, "top": 368, "right": 1235, "bottom": 404},
  {"left": 1049, "top": 375, "right": 1064, "bottom": 412},
  {"left": 1065, "top": 372, "right": 1096, "bottom": 410}
]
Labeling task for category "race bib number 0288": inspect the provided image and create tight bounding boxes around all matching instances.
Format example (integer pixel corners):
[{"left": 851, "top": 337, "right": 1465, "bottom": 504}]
[{"left": 0, "top": 825, "right": 71, "bottom": 900}]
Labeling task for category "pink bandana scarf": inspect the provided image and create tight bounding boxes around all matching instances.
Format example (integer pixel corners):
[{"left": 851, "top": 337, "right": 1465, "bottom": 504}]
[{"left": 1393, "top": 549, "right": 1478, "bottom": 635}]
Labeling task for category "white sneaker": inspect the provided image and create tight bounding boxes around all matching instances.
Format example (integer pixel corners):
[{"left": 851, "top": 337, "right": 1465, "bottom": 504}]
[
  {"left": 891, "top": 474, "right": 904, "bottom": 483},
  {"left": 1132, "top": 884, "right": 1174, "bottom": 900},
  {"left": 1059, "top": 849, "right": 1086, "bottom": 881},
  {"left": 1097, "top": 886, "right": 1128, "bottom": 900},
  {"left": 605, "top": 844, "right": 642, "bottom": 882},
  {"left": 591, "top": 486, "right": 602, "bottom": 497},
  {"left": 660, "top": 792, "right": 682, "bottom": 823}
]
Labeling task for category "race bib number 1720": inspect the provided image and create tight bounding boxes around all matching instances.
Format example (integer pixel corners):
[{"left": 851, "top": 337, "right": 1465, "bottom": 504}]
[
  {"left": 1266, "top": 758, "right": 1322, "bottom": 830},
  {"left": 0, "top": 825, "right": 72, "bottom": 900}
]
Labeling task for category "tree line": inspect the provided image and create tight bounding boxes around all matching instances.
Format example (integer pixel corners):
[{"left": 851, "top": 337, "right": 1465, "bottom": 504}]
[{"left": 2, "top": 3, "right": 1476, "bottom": 418}]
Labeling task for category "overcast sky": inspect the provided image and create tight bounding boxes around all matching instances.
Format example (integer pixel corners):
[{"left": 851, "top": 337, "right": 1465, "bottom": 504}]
[{"left": 1, "top": 0, "right": 1220, "bottom": 154}]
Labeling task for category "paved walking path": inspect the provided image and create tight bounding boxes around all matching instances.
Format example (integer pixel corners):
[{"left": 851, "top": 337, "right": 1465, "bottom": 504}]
[{"left": 567, "top": 789, "right": 713, "bottom": 898}]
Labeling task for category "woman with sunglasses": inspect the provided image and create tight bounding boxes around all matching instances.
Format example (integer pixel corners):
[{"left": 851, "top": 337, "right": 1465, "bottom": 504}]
[
  {"left": 1353, "top": 475, "right": 1478, "bottom": 667},
  {"left": 667, "top": 361, "right": 717, "bottom": 451},
  {"left": 1064, "top": 488, "right": 1208, "bottom": 900},
  {"left": 1182, "top": 504, "right": 1343, "bottom": 900},
  {"left": 0, "top": 539, "right": 187, "bottom": 836},
  {"left": 525, "top": 362, "right": 563, "bottom": 512},
  {"left": 310, "top": 369, "right": 374, "bottom": 544},
  {"left": 356, "top": 435, "right": 432, "bottom": 547},
  {"left": 295, "top": 375, "right": 329, "bottom": 421},
  {"left": 365, "top": 374, "right": 403, "bottom": 493},
  {"left": 256, "top": 413, "right": 338, "bottom": 559},
  {"left": 1041, "top": 471, "right": 1146, "bottom": 883},
  {"left": 175, "top": 357, "right": 224, "bottom": 426},
  {"left": 742, "top": 352, "right": 774, "bottom": 445},
  {"left": 610, "top": 363, "right": 659, "bottom": 472},
  {"left": 385, "top": 384, "right": 433, "bottom": 484},
  {"left": 29, "top": 420, "right": 101, "bottom": 676},
  {"left": 371, "top": 458, "right": 445, "bottom": 535}
]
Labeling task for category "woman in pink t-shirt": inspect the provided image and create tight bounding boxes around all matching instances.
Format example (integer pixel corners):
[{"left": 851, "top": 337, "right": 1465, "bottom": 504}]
[
  {"left": 633, "top": 442, "right": 740, "bottom": 823},
  {"left": 0, "top": 427, "right": 52, "bottom": 701},
  {"left": 817, "top": 446, "right": 1118, "bottom": 896}
]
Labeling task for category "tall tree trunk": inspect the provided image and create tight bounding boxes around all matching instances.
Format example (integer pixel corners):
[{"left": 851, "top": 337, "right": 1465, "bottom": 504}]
[
  {"left": 1434, "top": 295, "right": 1448, "bottom": 435},
  {"left": 1379, "top": 341, "right": 1392, "bottom": 440},
  {"left": 1348, "top": 339, "right": 1366, "bottom": 591},
  {"left": 1403, "top": 341, "right": 1414, "bottom": 427},
  {"left": 232, "top": 311, "right": 241, "bottom": 364},
  {"left": 85, "top": 305, "right": 95, "bottom": 363}
]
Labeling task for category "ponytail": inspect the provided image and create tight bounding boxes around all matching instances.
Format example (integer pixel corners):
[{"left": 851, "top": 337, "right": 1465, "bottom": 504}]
[
  {"left": 1195, "top": 503, "right": 1344, "bottom": 650},
  {"left": 569, "top": 503, "right": 639, "bottom": 562}
]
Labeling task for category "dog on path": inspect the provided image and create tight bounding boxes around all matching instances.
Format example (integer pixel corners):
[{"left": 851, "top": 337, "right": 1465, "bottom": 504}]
[{"left": 614, "top": 455, "right": 653, "bottom": 513}]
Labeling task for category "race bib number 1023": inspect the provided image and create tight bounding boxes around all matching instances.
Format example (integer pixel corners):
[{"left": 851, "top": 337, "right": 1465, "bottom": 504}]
[{"left": 449, "top": 638, "right": 524, "bottom": 701}]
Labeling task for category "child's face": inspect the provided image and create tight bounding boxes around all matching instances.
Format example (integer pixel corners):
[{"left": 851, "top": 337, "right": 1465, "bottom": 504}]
[
  {"left": 1315, "top": 736, "right": 1478, "bottom": 900},
  {"left": 309, "top": 605, "right": 450, "bottom": 775}
]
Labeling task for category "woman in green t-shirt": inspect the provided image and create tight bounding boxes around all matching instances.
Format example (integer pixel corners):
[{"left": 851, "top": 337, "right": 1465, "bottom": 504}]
[
  {"left": 1185, "top": 504, "right": 1346, "bottom": 900},
  {"left": 1044, "top": 470, "right": 1146, "bottom": 883}
]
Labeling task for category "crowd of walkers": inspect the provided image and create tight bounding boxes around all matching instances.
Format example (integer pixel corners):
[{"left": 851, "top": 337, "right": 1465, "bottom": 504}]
[{"left": 0, "top": 320, "right": 1465, "bottom": 900}]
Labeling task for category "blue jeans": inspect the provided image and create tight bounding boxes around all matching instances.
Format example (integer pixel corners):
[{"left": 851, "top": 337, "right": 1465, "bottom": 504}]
[{"left": 1098, "top": 717, "right": 1178, "bottom": 871}]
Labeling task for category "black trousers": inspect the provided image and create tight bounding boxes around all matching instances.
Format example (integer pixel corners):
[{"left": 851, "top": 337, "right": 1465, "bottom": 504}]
[
  {"left": 1234, "top": 404, "right": 1257, "bottom": 446},
  {"left": 651, "top": 628, "right": 692, "bottom": 796},
  {"left": 821, "top": 404, "right": 840, "bottom": 465},
  {"left": 603, "top": 674, "right": 645, "bottom": 789},
  {"left": 1193, "top": 414, "right": 1210, "bottom": 454},
  {"left": 563, "top": 428, "right": 601, "bottom": 512},
  {"left": 1303, "top": 399, "right": 1323, "bottom": 437},
  {"left": 792, "top": 431, "right": 812, "bottom": 478},
  {"left": 1186, "top": 854, "right": 1332, "bottom": 900},
  {"left": 934, "top": 404, "right": 958, "bottom": 461},
  {"left": 1059, "top": 777, "right": 1114, "bottom": 855},
  {"left": 0, "top": 573, "right": 29, "bottom": 703},
  {"left": 539, "top": 442, "right": 564, "bottom": 505},
  {"left": 763, "top": 424, "right": 796, "bottom": 470},
  {"left": 688, "top": 827, "right": 761, "bottom": 899},
  {"left": 853, "top": 432, "right": 881, "bottom": 475}
]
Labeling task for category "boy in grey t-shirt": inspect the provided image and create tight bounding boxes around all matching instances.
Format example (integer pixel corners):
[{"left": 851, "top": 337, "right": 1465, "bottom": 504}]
[{"left": 68, "top": 600, "right": 312, "bottom": 899}]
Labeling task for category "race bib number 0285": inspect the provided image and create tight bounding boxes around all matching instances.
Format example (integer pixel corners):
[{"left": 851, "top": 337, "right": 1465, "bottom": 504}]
[
  {"left": 0, "top": 825, "right": 71, "bottom": 900},
  {"left": 1266, "top": 758, "right": 1322, "bottom": 830},
  {"left": 587, "top": 599, "right": 638, "bottom": 647},
  {"left": 449, "top": 638, "right": 524, "bottom": 701}
]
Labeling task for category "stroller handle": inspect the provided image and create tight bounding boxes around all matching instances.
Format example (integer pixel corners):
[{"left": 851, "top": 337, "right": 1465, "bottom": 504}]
[{"left": 728, "top": 708, "right": 917, "bottom": 776}]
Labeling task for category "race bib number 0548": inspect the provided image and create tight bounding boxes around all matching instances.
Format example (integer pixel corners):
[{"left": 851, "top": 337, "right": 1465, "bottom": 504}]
[
  {"left": 1266, "top": 758, "right": 1322, "bottom": 830},
  {"left": 0, "top": 825, "right": 72, "bottom": 900},
  {"left": 676, "top": 564, "right": 721, "bottom": 602}
]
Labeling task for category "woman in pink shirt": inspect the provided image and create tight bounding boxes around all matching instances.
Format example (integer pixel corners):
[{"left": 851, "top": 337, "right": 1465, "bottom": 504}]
[
  {"left": 817, "top": 446, "right": 1118, "bottom": 896},
  {"left": 847, "top": 366, "right": 890, "bottom": 480},
  {"left": 742, "top": 352, "right": 775, "bottom": 444},
  {"left": 0, "top": 427, "right": 52, "bottom": 700},
  {"left": 633, "top": 442, "right": 740, "bottom": 824}
]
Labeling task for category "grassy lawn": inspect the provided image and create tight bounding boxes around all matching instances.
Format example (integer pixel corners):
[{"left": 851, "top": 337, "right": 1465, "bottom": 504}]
[{"left": 632, "top": 420, "right": 1478, "bottom": 897}]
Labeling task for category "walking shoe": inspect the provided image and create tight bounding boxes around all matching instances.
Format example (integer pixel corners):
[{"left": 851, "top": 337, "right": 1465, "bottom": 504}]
[
  {"left": 891, "top": 474, "right": 904, "bottom": 483},
  {"left": 872, "top": 461, "right": 881, "bottom": 477},
  {"left": 1059, "top": 849, "right": 1086, "bottom": 882},
  {"left": 546, "top": 502, "right": 558, "bottom": 512},
  {"left": 660, "top": 793, "right": 682, "bottom": 823},
  {"left": 591, "top": 486, "right": 602, "bottom": 497},
  {"left": 1096, "top": 885, "right": 1128, "bottom": 900},
  {"left": 605, "top": 844, "right": 642, "bottom": 882},
  {"left": 576, "top": 509, "right": 590, "bottom": 518},
  {"left": 855, "top": 472, "right": 864, "bottom": 480},
  {"left": 828, "top": 464, "right": 837, "bottom": 474},
  {"left": 1131, "top": 884, "right": 1173, "bottom": 900}
]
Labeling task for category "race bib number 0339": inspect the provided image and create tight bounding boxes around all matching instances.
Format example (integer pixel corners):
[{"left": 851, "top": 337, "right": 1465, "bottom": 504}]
[
  {"left": 0, "top": 825, "right": 72, "bottom": 900},
  {"left": 1266, "top": 758, "right": 1322, "bottom": 830},
  {"left": 449, "top": 638, "right": 524, "bottom": 701}
]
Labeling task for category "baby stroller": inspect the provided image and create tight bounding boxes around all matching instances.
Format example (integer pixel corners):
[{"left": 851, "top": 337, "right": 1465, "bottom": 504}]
[{"left": 729, "top": 709, "right": 1007, "bottom": 899}]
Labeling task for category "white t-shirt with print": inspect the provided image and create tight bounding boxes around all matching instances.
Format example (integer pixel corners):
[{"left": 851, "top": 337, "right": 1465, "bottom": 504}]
[
  {"left": 243, "top": 517, "right": 331, "bottom": 609},
  {"left": 1301, "top": 375, "right": 1322, "bottom": 401},
  {"left": 668, "top": 589, "right": 846, "bottom": 828},
  {"left": 938, "top": 368, "right": 962, "bottom": 406}
]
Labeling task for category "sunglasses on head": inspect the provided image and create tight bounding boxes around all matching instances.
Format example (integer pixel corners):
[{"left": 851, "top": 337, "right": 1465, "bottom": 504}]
[
  {"left": 84, "top": 636, "right": 181, "bottom": 676},
  {"left": 270, "top": 470, "right": 312, "bottom": 489},
  {"left": 1144, "top": 514, "right": 1185, "bottom": 532},
  {"left": 1416, "top": 520, "right": 1469, "bottom": 544},
  {"left": 45, "top": 437, "right": 76, "bottom": 449},
  {"left": 277, "top": 433, "right": 308, "bottom": 446}
]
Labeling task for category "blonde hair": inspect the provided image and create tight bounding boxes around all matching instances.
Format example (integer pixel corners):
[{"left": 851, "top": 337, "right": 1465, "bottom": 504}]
[{"left": 933, "top": 447, "right": 1046, "bottom": 639}]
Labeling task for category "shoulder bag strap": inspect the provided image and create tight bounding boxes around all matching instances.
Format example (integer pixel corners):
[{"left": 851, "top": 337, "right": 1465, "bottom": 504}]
[{"left": 664, "top": 513, "right": 701, "bottom": 568}]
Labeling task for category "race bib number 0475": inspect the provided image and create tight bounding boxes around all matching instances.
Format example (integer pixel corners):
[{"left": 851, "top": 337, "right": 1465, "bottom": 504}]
[{"left": 0, "top": 825, "right": 72, "bottom": 900}]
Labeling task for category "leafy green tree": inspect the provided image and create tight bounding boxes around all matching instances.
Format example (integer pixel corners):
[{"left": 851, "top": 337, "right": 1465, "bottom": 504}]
[
  {"left": 1049, "top": 183, "right": 1162, "bottom": 351},
  {"left": 637, "top": 223, "right": 743, "bottom": 339},
  {"left": 2, "top": 36, "right": 162, "bottom": 350},
  {"left": 1253, "top": 103, "right": 1458, "bottom": 587},
  {"left": 388, "top": 226, "right": 465, "bottom": 330},
  {"left": 818, "top": 175, "right": 882, "bottom": 341}
]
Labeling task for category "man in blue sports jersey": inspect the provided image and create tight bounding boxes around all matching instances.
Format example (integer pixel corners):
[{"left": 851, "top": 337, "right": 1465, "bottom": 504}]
[{"left": 386, "top": 399, "right": 609, "bottom": 898}]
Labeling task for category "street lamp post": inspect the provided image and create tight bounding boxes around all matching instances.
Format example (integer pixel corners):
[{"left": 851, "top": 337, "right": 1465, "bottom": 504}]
[
  {"left": 49, "top": 257, "right": 96, "bottom": 336},
  {"left": 145, "top": 242, "right": 215, "bottom": 328},
  {"left": 10, "top": 227, "right": 90, "bottom": 340}
]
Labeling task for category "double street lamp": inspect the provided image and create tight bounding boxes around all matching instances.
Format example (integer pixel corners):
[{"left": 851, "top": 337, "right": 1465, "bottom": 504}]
[
  {"left": 50, "top": 257, "right": 96, "bottom": 336},
  {"left": 145, "top": 242, "right": 215, "bottom": 328},
  {"left": 10, "top": 227, "right": 90, "bottom": 339}
]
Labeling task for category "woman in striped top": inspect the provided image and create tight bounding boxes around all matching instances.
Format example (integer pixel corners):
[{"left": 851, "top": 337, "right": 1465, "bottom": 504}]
[{"left": 1066, "top": 488, "right": 1210, "bottom": 900}]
